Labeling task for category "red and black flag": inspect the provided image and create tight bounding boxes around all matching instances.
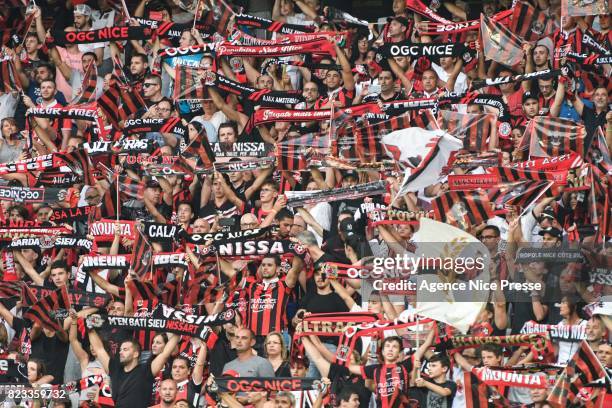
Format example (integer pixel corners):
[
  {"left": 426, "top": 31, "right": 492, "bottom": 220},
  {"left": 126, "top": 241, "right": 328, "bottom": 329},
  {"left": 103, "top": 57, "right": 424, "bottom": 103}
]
[
  {"left": 130, "top": 227, "right": 153, "bottom": 278},
  {"left": 488, "top": 180, "right": 555, "bottom": 211},
  {"left": 201, "top": 0, "right": 234, "bottom": 35},
  {"left": 71, "top": 61, "right": 98, "bottom": 105},
  {"left": 432, "top": 190, "right": 495, "bottom": 227},
  {"left": 23, "top": 286, "right": 71, "bottom": 332},
  {"left": 118, "top": 84, "right": 147, "bottom": 121},
  {"left": 174, "top": 65, "right": 205, "bottom": 100},
  {"left": 480, "top": 13, "right": 524, "bottom": 66},
  {"left": 183, "top": 138, "right": 215, "bottom": 170},
  {"left": 587, "top": 127, "right": 612, "bottom": 177},
  {"left": 509, "top": 2, "right": 557, "bottom": 41},
  {"left": 0, "top": 281, "right": 21, "bottom": 299},
  {"left": 127, "top": 279, "right": 159, "bottom": 303},
  {"left": 57, "top": 149, "right": 95, "bottom": 186},
  {"left": 276, "top": 132, "right": 331, "bottom": 171},
  {"left": 464, "top": 371, "right": 512, "bottom": 408},
  {"left": 0, "top": 59, "right": 22, "bottom": 93},
  {"left": 528, "top": 116, "right": 587, "bottom": 158},
  {"left": 438, "top": 110, "right": 496, "bottom": 152},
  {"left": 548, "top": 340, "right": 608, "bottom": 407},
  {"left": 98, "top": 79, "right": 121, "bottom": 129},
  {"left": 491, "top": 167, "right": 561, "bottom": 183}
]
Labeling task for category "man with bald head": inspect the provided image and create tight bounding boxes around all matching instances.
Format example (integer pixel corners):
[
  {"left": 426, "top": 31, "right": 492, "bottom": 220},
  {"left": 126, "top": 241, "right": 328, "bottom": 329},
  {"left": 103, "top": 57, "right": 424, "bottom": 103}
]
[{"left": 222, "top": 328, "right": 275, "bottom": 378}]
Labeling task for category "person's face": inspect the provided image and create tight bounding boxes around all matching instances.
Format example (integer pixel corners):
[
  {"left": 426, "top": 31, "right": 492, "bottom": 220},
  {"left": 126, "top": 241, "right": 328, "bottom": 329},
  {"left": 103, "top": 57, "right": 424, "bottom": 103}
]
[
  {"left": 74, "top": 14, "right": 88, "bottom": 29},
  {"left": 290, "top": 363, "right": 307, "bottom": 377},
  {"left": 277, "top": 217, "right": 292, "bottom": 238},
  {"left": 466, "top": 104, "right": 482, "bottom": 115},
  {"left": 586, "top": 318, "right": 604, "bottom": 342},
  {"left": 219, "top": 126, "right": 237, "bottom": 143},
  {"left": 192, "top": 218, "right": 210, "bottom": 233},
  {"left": 483, "top": 2, "right": 496, "bottom": 16},
  {"left": 599, "top": 14, "right": 611, "bottom": 30},
  {"left": 177, "top": 204, "right": 193, "bottom": 224},
  {"left": 85, "top": 188, "right": 101, "bottom": 205},
  {"left": 82, "top": 54, "right": 95, "bottom": 72},
  {"left": 143, "top": 80, "right": 160, "bottom": 98},
  {"left": 174, "top": 402, "right": 189, "bottom": 408},
  {"left": 240, "top": 216, "right": 259, "bottom": 230},
  {"left": 157, "top": 102, "right": 172, "bottom": 119},
  {"left": 119, "top": 342, "right": 137, "bottom": 366},
  {"left": 8, "top": 208, "right": 23, "bottom": 222},
  {"left": 427, "top": 361, "right": 446, "bottom": 378},
  {"left": 108, "top": 301, "right": 125, "bottom": 316},
  {"left": 480, "top": 230, "right": 500, "bottom": 252},
  {"left": 228, "top": 170, "right": 242, "bottom": 183},
  {"left": 523, "top": 99, "right": 539, "bottom": 117},
  {"left": 439, "top": 56, "right": 454, "bottom": 70},
  {"left": 382, "top": 339, "right": 401, "bottom": 363},
  {"left": 596, "top": 344, "right": 612, "bottom": 367},
  {"left": 40, "top": 81, "right": 56, "bottom": 100},
  {"left": 34, "top": 67, "right": 51, "bottom": 83},
  {"left": 511, "top": 128, "right": 523, "bottom": 147},
  {"left": 234, "top": 328, "right": 254, "bottom": 352},
  {"left": 151, "top": 335, "right": 166, "bottom": 355},
  {"left": 559, "top": 299, "right": 571, "bottom": 317},
  {"left": 51, "top": 267, "right": 69, "bottom": 287},
  {"left": 36, "top": 207, "right": 52, "bottom": 222},
  {"left": 258, "top": 75, "right": 274, "bottom": 90},
  {"left": 160, "top": 381, "right": 177, "bottom": 403},
  {"left": 290, "top": 217, "right": 306, "bottom": 237},
  {"left": 179, "top": 31, "right": 195, "bottom": 48},
  {"left": 367, "top": 296, "right": 382, "bottom": 313},
  {"left": 303, "top": 83, "right": 319, "bottom": 103},
  {"left": 260, "top": 258, "right": 278, "bottom": 279},
  {"left": 259, "top": 185, "right": 278, "bottom": 203},
  {"left": 562, "top": 15, "right": 575, "bottom": 30},
  {"left": 27, "top": 362, "right": 39, "bottom": 382},
  {"left": 325, "top": 70, "right": 342, "bottom": 90},
  {"left": 202, "top": 99, "right": 215, "bottom": 113},
  {"left": 313, "top": 270, "right": 330, "bottom": 290},
  {"left": 339, "top": 394, "right": 360, "bottom": 408},
  {"left": 130, "top": 57, "right": 147, "bottom": 76},
  {"left": 188, "top": 124, "right": 199, "bottom": 140},
  {"left": 481, "top": 350, "right": 502, "bottom": 367},
  {"left": 342, "top": 176, "right": 358, "bottom": 188},
  {"left": 171, "top": 359, "right": 190, "bottom": 381},
  {"left": 379, "top": 71, "right": 394, "bottom": 93},
  {"left": 144, "top": 186, "right": 161, "bottom": 202},
  {"left": 396, "top": 224, "right": 413, "bottom": 240},
  {"left": 538, "top": 79, "right": 554, "bottom": 98},
  {"left": 280, "top": 0, "right": 294, "bottom": 16},
  {"left": 533, "top": 46, "right": 549, "bottom": 66},
  {"left": 541, "top": 233, "right": 560, "bottom": 247},
  {"left": 1, "top": 120, "right": 16, "bottom": 137},
  {"left": 274, "top": 396, "right": 292, "bottom": 408},
  {"left": 422, "top": 71, "right": 437, "bottom": 92},
  {"left": 530, "top": 387, "right": 548, "bottom": 402},
  {"left": 592, "top": 88, "right": 608, "bottom": 109},
  {"left": 25, "top": 36, "right": 38, "bottom": 53},
  {"left": 265, "top": 334, "right": 282, "bottom": 357},
  {"left": 388, "top": 20, "right": 405, "bottom": 37},
  {"left": 392, "top": 0, "right": 405, "bottom": 15},
  {"left": 357, "top": 37, "right": 369, "bottom": 54}
]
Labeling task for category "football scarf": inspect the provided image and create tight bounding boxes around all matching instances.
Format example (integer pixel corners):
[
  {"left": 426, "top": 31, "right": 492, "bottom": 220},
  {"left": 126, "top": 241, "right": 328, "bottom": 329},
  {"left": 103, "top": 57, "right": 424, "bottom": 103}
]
[
  {"left": 380, "top": 41, "right": 469, "bottom": 58},
  {"left": 208, "top": 73, "right": 304, "bottom": 106},
  {"left": 123, "top": 118, "right": 187, "bottom": 137},
  {"left": 22, "top": 285, "right": 109, "bottom": 308},
  {"left": 22, "top": 286, "right": 71, "bottom": 332},
  {"left": 80, "top": 255, "right": 132, "bottom": 271},
  {"left": 216, "top": 39, "right": 336, "bottom": 58},
  {"left": 470, "top": 68, "right": 562, "bottom": 91},
  {"left": 180, "top": 227, "right": 270, "bottom": 245},
  {"left": 253, "top": 108, "right": 332, "bottom": 125},
  {"left": 472, "top": 367, "right": 549, "bottom": 389},
  {"left": 215, "top": 377, "right": 320, "bottom": 392},
  {"left": 27, "top": 102, "right": 106, "bottom": 140},
  {"left": 233, "top": 13, "right": 315, "bottom": 34},
  {"left": 417, "top": 9, "right": 513, "bottom": 35},
  {"left": 521, "top": 320, "right": 587, "bottom": 343},
  {"left": 0, "top": 185, "right": 69, "bottom": 204},
  {"left": 285, "top": 181, "right": 387, "bottom": 208},
  {"left": 47, "top": 26, "right": 153, "bottom": 46}
]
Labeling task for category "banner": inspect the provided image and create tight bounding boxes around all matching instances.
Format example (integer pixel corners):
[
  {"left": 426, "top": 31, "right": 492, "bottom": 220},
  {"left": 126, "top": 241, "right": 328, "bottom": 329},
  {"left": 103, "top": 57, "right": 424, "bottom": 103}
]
[
  {"left": 48, "top": 26, "right": 153, "bottom": 45},
  {"left": 215, "top": 377, "right": 320, "bottom": 393},
  {"left": 381, "top": 42, "right": 468, "bottom": 58},
  {"left": 216, "top": 39, "right": 335, "bottom": 58},
  {"left": 22, "top": 285, "right": 109, "bottom": 308},
  {"left": 509, "top": 2, "right": 557, "bottom": 41},
  {"left": 123, "top": 118, "right": 187, "bottom": 137},
  {"left": 521, "top": 321, "right": 587, "bottom": 342},
  {"left": 144, "top": 222, "right": 180, "bottom": 242},
  {"left": 89, "top": 219, "right": 136, "bottom": 241},
  {"left": 285, "top": 181, "right": 387, "bottom": 208},
  {"left": 233, "top": 13, "right": 315, "bottom": 34},
  {"left": 212, "top": 142, "right": 272, "bottom": 158},
  {"left": 480, "top": 13, "right": 524, "bottom": 66},
  {"left": 515, "top": 248, "right": 583, "bottom": 263},
  {"left": 448, "top": 174, "right": 500, "bottom": 190},
  {"left": 253, "top": 108, "right": 332, "bottom": 125},
  {"left": 49, "top": 205, "right": 97, "bottom": 222},
  {"left": 208, "top": 73, "right": 304, "bottom": 106},
  {"left": 473, "top": 367, "right": 549, "bottom": 389},
  {"left": 180, "top": 227, "right": 270, "bottom": 245},
  {"left": 471, "top": 68, "right": 562, "bottom": 91},
  {"left": 80, "top": 255, "right": 131, "bottom": 271},
  {"left": 0, "top": 185, "right": 69, "bottom": 203}
]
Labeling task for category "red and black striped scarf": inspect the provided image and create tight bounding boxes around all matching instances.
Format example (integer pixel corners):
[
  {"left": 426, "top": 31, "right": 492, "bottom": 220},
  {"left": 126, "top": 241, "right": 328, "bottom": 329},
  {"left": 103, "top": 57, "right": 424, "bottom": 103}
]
[
  {"left": 234, "top": 13, "right": 315, "bottom": 34},
  {"left": 438, "top": 110, "right": 496, "bottom": 152},
  {"left": 71, "top": 61, "right": 98, "bottom": 105},
  {"left": 22, "top": 285, "right": 71, "bottom": 332},
  {"left": 431, "top": 190, "right": 495, "bottom": 227},
  {"left": 527, "top": 116, "right": 587, "bottom": 158}
]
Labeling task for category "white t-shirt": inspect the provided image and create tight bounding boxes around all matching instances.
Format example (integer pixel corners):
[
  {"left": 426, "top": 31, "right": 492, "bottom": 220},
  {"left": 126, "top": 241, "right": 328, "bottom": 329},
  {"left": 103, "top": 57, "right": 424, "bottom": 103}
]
[
  {"left": 70, "top": 68, "right": 105, "bottom": 101},
  {"left": 432, "top": 62, "right": 468, "bottom": 94},
  {"left": 556, "top": 319, "right": 587, "bottom": 365}
]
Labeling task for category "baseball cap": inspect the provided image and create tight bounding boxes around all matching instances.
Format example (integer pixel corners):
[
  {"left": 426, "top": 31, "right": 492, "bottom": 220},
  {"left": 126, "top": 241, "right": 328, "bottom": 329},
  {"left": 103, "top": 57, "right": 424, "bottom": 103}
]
[
  {"left": 539, "top": 207, "right": 555, "bottom": 221},
  {"left": 339, "top": 218, "right": 357, "bottom": 236},
  {"left": 522, "top": 91, "right": 538, "bottom": 104},
  {"left": 538, "top": 227, "right": 562, "bottom": 240},
  {"left": 74, "top": 4, "right": 92, "bottom": 16}
]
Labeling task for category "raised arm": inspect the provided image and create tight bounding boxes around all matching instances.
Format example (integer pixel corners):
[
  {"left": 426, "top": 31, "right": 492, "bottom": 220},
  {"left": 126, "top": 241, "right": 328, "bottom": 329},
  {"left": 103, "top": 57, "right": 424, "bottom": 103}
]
[
  {"left": 88, "top": 328, "right": 111, "bottom": 373},
  {"left": 335, "top": 44, "right": 355, "bottom": 92},
  {"left": 301, "top": 336, "right": 331, "bottom": 376},
  {"left": 151, "top": 333, "right": 180, "bottom": 374}
]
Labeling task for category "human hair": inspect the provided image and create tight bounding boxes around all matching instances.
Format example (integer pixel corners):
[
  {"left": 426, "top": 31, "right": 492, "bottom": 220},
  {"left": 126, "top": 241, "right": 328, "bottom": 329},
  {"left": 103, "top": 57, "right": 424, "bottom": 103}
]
[
  {"left": 275, "top": 208, "right": 293, "bottom": 222},
  {"left": 264, "top": 332, "right": 288, "bottom": 361},
  {"left": 131, "top": 53, "right": 148, "bottom": 64},
  {"left": 296, "top": 230, "right": 318, "bottom": 246},
  {"left": 177, "top": 201, "right": 194, "bottom": 214},
  {"left": 481, "top": 343, "right": 503, "bottom": 358},
  {"left": 262, "top": 255, "right": 281, "bottom": 267},
  {"left": 144, "top": 73, "right": 162, "bottom": 86},
  {"left": 276, "top": 391, "right": 296, "bottom": 406},
  {"left": 481, "top": 225, "right": 500, "bottom": 238},
  {"left": 28, "top": 358, "right": 47, "bottom": 380},
  {"left": 345, "top": 234, "right": 373, "bottom": 259},
  {"left": 172, "top": 355, "right": 191, "bottom": 368},
  {"left": 429, "top": 353, "right": 451, "bottom": 370},
  {"left": 50, "top": 260, "right": 69, "bottom": 273},
  {"left": 218, "top": 121, "right": 238, "bottom": 137},
  {"left": 0, "top": 117, "right": 17, "bottom": 137},
  {"left": 121, "top": 339, "right": 142, "bottom": 357},
  {"left": 261, "top": 179, "right": 279, "bottom": 192},
  {"left": 7, "top": 205, "right": 29, "bottom": 219},
  {"left": 82, "top": 51, "right": 98, "bottom": 62},
  {"left": 381, "top": 336, "right": 403, "bottom": 351},
  {"left": 337, "top": 387, "right": 360, "bottom": 404}
]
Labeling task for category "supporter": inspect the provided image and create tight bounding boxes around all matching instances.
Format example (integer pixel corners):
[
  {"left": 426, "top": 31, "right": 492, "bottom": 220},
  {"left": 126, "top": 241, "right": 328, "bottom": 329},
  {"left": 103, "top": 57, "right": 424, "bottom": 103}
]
[
  {"left": 221, "top": 327, "right": 275, "bottom": 378},
  {"left": 264, "top": 331, "right": 291, "bottom": 376}
]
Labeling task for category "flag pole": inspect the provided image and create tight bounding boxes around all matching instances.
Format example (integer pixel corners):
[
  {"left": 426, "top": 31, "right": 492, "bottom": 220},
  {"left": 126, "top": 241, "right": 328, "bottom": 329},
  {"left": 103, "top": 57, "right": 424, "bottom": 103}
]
[
  {"left": 116, "top": 172, "right": 120, "bottom": 222},
  {"left": 192, "top": 0, "right": 202, "bottom": 30}
]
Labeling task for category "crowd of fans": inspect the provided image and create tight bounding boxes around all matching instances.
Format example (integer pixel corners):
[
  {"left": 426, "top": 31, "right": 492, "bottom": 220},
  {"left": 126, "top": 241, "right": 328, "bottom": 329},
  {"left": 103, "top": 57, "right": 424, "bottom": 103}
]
[{"left": 0, "top": 0, "right": 610, "bottom": 407}]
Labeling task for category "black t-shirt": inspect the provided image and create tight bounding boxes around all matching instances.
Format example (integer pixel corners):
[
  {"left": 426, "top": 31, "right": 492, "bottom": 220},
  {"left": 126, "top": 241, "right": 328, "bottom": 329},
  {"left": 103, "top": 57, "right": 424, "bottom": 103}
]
[
  {"left": 209, "top": 334, "right": 238, "bottom": 376},
  {"left": 99, "top": 326, "right": 133, "bottom": 357},
  {"left": 30, "top": 332, "right": 69, "bottom": 385},
  {"left": 328, "top": 363, "right": 371, "bottom": 408},
  {"left": 109, "top": 356, "right": 155, "bottom": 408},
  {"left": 582, "top": 105, "right": 608, "bottom": 147},
  {"left": 412, "top": 378, "right": 457, "bottom": 408},
  {"left": 321, "top": 234, "right": 351, "bottom": 265},
  {"left": 275, "top": 361, "right": 291, "bottom": 377}
]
